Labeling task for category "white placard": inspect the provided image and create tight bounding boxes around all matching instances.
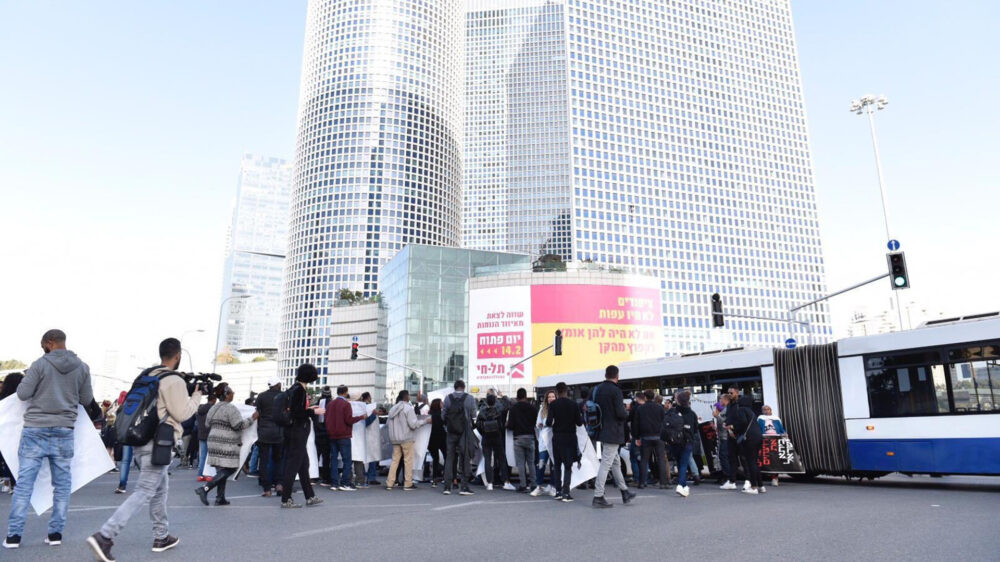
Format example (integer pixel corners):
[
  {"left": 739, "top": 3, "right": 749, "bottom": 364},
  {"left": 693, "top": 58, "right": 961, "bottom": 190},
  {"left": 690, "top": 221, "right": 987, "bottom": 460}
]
[{"left": 411, "top": 422, "right": 432, "bottom": 481}]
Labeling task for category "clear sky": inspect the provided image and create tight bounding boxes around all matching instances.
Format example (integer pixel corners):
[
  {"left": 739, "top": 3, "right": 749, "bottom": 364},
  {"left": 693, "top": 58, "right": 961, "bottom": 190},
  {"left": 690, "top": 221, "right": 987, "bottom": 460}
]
[{"left": 1, "top": 1, "right": 997, "bottom": 390}]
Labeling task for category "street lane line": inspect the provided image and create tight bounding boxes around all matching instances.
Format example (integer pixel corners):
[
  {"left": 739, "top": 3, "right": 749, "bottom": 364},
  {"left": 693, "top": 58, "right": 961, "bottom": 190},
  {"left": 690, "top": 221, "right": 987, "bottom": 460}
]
[
  {"left": 290, "top": 518, "right": 383, "bottom": 538},
  {"left": 432, "top": 500, "right": 483, "bottom": 511}
]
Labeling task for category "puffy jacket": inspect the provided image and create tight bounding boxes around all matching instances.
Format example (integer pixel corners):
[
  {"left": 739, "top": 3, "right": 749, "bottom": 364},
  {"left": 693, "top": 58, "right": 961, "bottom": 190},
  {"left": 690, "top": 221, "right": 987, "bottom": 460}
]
[
  {"left": 593, "top": 380, "right": 627, "bottom": 444},
  {"left": 387, "top": 401, "right": 424, "bottom": 444},
  {"left": 254, "top": 388, "right": 283, "bottom": 444}
]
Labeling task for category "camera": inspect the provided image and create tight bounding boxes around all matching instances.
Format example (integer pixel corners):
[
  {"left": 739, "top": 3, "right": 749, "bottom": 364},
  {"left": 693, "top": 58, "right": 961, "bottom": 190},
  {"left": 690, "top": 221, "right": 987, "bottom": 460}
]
[{"left": 179, "top": 372, "right": 222, "bottom": 395}]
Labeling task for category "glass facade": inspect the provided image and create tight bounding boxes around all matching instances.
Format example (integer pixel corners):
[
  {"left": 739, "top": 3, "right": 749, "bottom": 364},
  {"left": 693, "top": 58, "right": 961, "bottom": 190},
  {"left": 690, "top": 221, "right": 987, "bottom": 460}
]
[
  {"left": 281, "top": 0, "right": 465, "bottom": 381},
  {"left": 218, "top": 154, "right": 291, "bottom": 356},
  {"left": 381, "top": 245, "right": 531, "bottom": 394},
  {"left": 464, "top": 0, "right": 832, "bottom": 354}
]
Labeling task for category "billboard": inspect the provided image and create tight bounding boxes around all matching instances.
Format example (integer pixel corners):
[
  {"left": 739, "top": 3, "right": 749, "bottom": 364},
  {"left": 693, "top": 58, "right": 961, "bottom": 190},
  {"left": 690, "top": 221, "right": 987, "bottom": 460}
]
[{"left": 468, "top": 283, "right": 664, "bottom": 387}]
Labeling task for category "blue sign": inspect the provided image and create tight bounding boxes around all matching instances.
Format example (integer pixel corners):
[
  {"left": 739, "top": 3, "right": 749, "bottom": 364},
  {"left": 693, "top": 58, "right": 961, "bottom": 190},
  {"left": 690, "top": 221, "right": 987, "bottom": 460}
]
[
  {"left": 785, "top": 338, "right": 797, "bottom": 349},
  {"left": 351, "top": 336, "right": 359, "bottom": 343},
  {"left": 887, "top": 239, "right": 900, "bottom": 252}
]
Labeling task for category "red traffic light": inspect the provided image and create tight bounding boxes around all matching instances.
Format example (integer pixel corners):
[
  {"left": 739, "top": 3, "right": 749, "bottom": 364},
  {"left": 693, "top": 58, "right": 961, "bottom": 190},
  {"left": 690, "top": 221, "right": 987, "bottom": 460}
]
[{"left": 350, "top": 343, "right": 359, "bottom": 360}]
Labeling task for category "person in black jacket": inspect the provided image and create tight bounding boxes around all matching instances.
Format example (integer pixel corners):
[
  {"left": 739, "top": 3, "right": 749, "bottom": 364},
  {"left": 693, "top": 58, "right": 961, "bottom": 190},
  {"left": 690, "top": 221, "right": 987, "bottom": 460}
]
[
  {"left": 720, "top": 386, "right": 743, "bottom": 490},
  {"left": 592, "top": 366, "right": 635, "bottom": 508},
  {"left": 507, "top": 388, "right": 541, "bottom": 495},
  {"left": 254, "top": 378, "right": 284, "bottom": 497},
  {"left": 669, "top": 390, "right": 699, "bottom": 497},
  {"left": 634, "top": 389, "right": 669, "bottom": 489},
  {"left": 731, "top": 394, "right": 764, "bottom": 495},
  {"left": 279, "top": 365, "right": 324, "bottom": 509},
  {"left": 546, "top": 382, "right": 583, "bottom": 502},
  {"left": 427, "top": 399, "right": 446, "bottom": 486}
]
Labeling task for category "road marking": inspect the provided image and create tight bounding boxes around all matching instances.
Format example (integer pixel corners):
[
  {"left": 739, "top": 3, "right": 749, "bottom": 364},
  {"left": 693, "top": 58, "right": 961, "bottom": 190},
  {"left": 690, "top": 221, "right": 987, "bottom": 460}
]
[
  {"left": 289, "top": 518, "right": 383, "bottom": 538},
  {"left": 433, "top": 500, "right": 483, "bottom": 511},
  {"left": 931, "top": 504, "right": 941, "bottom": 507}
]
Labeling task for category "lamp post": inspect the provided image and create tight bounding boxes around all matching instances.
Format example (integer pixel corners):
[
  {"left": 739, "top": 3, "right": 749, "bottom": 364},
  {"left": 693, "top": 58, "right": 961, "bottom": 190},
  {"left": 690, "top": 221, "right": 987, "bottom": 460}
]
[
  {"left": 850, "top": 94, "right": 904, "bottom": 331},
  {"left": 181, "top": 329, "right": 205, "bottom": 373},
  {"left": 213, "top": 295, "right": 252, "bottom": 373}
]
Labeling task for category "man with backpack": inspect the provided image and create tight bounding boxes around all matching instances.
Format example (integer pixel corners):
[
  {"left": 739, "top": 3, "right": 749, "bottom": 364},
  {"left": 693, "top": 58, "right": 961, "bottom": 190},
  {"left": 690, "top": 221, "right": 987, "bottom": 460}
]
[
  {"left": 87, "top": 338, "right": 201, "bottom": 561},
  {"left": 277, "top": 364, "right": 324, "bottom": 508},
  {"left": 254, "top": 377, "right": 284, "bottom": 497},
  {"left": 442, "top": 380, "right": 477, "bottom": 496},
  {"left": 665, "top": 390, "right": 699, "bottom": 498},
  {"left": 6, "top": 329, "right": 97, "bottom": 550},
  {"left": 477, "top": 391, "right": 507, "bottom": 491},
  {"left": 591, "top": 365, "right": 635, "bottom": 508}
]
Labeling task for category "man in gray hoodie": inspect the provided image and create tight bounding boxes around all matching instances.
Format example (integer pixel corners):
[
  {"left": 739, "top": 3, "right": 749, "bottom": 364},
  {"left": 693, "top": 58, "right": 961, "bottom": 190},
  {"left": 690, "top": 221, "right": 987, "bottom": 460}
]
[
  {"left": 5, "top": 329, "right": 95, "bottom": 549},
  {"left": 386, "top": 390, "right": 429, "bottom": 490}
]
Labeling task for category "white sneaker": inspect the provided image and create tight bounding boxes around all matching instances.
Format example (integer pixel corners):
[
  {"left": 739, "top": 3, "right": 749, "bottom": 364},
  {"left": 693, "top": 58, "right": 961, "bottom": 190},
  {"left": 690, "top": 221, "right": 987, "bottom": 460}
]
[
  {"left": 720, "top": 481, "right": 737, "bottom": 490},
  {"left": 742, "top": 480, "right": 751, "bottom": 490},
  {"left": 485, "top": 482, "right": 493, "bottom": 491},
  {"left": 683, "top": 486, "right": 691, "bottom": 496},
  {"left": 742, "top": 488, "right": 759, "bottom": 495},
  {"left": 546, "top": 486, "right": 557, "bottom": 497},
  {"left": 772, "top": 477, "right": 779, "bottom": 487},
  {"left": 529, "top": 486, "right": 542, "bottom": 497},
  {"left": 502, "top": 482, "right": 516, "bottom": 491},
  {"left": 675, "top": 485, "right": 689, "bottom": 497},
  {"left": 759, "top": 486, "right": 767, "bottom": 494}
]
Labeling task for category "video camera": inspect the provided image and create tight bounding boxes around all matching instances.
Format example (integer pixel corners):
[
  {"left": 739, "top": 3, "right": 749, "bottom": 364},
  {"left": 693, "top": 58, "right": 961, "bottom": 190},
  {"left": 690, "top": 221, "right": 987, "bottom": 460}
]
[{"left": 178, "top": 372, "right": 223, "bottom": 396}]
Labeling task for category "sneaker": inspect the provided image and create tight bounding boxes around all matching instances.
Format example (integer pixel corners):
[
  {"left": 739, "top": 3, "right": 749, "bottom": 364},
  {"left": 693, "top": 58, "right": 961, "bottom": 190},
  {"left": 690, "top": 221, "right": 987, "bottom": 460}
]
[
  {"left": 485, "top": 482, "right": 493, "bottom": 491},
  {"left": 742, "top": 488, "right": 759, "bottom": 495},
  {"left": 151, "top": 535, "right": 179, "bottom": 553},
  {"left": 759, "top": 486, "right": 767, "bottom": 494},
  {"left": 676, "top": 485, "right": 690, "bottom": 497},
  {"left": 86, "top": 533, "right": 114, "bottom": 561},
  {"left": 742, "top": 480, "right": 751, "bottom": 490},
  {"left": 195, "top": 487, "right": 209, "bottom": 506},
  {"left": 529, "top": 486, "right": 542, "bottom": 497},
  {"left": 547, "top": 486, "right": 557, "bottom": 497},
  {"left": 431, "top": 481, "right": 438, "bottom": 488},
  {"left": 403, "top": 485, "right": 417, "bottom": 491},
  {"left": 772, "top": 477, "right": 779, "bottom": 487},
  {"left": 114, "top": 486, "right": 126, "bottom": 494},
  {"left": 110, "top": 467, "right": 119, "bottom": 473},
  {"left": 720, "top": 481, "right": 737, "bottom": 490},
  {"left": 553, "top": 493, "right": 564, "bottom": 501},
  {"left": 45, "top": 532, "right": 62, "bottom": 546},
  {"left": 561, "top": 494, "right": 574, "bottom": 503},
  {"left": 502, "top": 482, "right": 516, "bottom": 491},
  {"left": 591, "top": 496, "right": 613, "bottom": 509},
  {"left": 442, "top": 487, "right": 452, "bottom": 495},
  {"left": 280, "top": 500, "right": 302, "bottom": 508},
  {"left": 3, "top": 535, "right": 20, "bottom": 549},
  {"left": 261, "top": 490, "right": 273, "bottom": 497},
  {"left": 338, "top": 485, "right": 357, "bottom": 492},
  {"left": 621, "top": 489, "right": 637, "bottom": 504},
  {"left": 458, "top": 488, "right": 475, "bottom": 496},
  {"left": 306, "top": 496, "right": 324, "bottom": 506},
  {"left": 516, "top": 486, "right": 528, "bottom": 493},
  {"left": 196, "top": 476, "right": 206, "bottom": 483},
  {"left": 318, "top": 481, "right": 332, "bottom": 488}
]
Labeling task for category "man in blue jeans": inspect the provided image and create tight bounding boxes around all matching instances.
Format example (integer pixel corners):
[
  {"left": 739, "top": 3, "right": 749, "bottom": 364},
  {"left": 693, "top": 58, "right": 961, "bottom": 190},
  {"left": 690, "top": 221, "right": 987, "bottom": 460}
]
[
  {"left": 5, "top": 329, "right": 97, "bottom": 549},
  {"left": 325, "top": 385, "right": 364, "bottom": 491}
]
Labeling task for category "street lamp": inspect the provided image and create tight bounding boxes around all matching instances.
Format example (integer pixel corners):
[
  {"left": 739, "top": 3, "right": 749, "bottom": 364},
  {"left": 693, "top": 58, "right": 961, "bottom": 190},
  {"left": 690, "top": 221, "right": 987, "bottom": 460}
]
[
  {"left": 181, "top": 329, "right": 205, "bottom": 373},
  {"left": 213, "top": 295, "right": 252, "bottom": 373},
  {"left": 850, "top": 93, "right": 903, "bottom": 331}
]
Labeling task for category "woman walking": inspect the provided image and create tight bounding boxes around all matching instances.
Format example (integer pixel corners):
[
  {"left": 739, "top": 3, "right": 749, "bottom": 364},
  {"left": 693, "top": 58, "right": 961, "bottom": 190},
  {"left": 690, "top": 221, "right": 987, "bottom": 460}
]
[
  {"left": 195, "top": 385, "right": 258, "bottom": 506},
  {"left": 427, "top": 398, "right": 446, "bottom": 487},
  {"left": 732, "top": 395, "right": 763, "bottom": 495}
]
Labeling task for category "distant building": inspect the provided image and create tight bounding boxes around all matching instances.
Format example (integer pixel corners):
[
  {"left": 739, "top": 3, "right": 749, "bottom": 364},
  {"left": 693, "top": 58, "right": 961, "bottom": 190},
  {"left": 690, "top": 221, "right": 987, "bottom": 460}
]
[
  {"left": 847, "top": 298, "right": 944, "bottom": 336},
  {"left": 320, "top": 301, "right": 387, "bottom": 400},
  {"left": 215, "top": 359, "right": 280, "bottom": 404}
]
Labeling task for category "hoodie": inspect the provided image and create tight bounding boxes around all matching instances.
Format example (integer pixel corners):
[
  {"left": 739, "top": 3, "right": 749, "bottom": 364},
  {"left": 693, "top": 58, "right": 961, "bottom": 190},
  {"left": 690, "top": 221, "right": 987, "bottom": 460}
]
[
  {"left": 18, "top": 349, "right": 95, "bottom": 428},
  {"left": 387, "top": 401, "right": 425, "bottom": 444}
]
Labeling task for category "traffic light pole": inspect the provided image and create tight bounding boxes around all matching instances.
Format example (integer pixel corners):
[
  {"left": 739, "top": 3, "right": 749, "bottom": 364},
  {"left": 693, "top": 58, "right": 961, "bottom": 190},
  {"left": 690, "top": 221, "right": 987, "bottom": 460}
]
[
  {"left": 335, "top": 349, "right": 425, "bottom": 395},
  {"left": 788, "top": 272, "right": 890, "bottom": 313},
  {"left": 506, "top": 344, "right": 554, "bottom": 395}
]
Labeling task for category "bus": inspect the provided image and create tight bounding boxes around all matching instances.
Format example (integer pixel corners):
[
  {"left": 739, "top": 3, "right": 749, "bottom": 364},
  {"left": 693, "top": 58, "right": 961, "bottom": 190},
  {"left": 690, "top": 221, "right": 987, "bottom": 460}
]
[{"left": 535, "top": 313, "right": 1000, "bottom": 478}]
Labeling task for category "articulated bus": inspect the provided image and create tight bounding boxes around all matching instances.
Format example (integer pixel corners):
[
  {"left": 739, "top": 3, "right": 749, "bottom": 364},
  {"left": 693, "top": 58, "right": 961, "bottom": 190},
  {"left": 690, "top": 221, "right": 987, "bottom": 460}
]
[{"left": 535, "top": 314, "right": 1000, "bottom": 478}]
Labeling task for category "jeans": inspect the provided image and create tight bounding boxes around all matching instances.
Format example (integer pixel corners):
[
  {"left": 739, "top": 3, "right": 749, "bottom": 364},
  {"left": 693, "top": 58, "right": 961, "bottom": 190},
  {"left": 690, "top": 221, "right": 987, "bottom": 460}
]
[
  {"left": 481, "top": 434, "right": 507, "bottom": 485},
  {"left": 594, "top": 442, "right": 627, "bottom": 498},
  {"left": 248, "top": 444, "right": 260, "bottom": 474},
  {"left": 197, "top": 440, "right": 208, "bottom": 476},
  {"left": 444, "top": 432, "right": 472, "bottom": 488},
  {"left": 387, "top": 442, "right": 414, "bottom": 488},
  {"left": 119, "top": 445, "right": 134, "bottom": 489},
  {"left": 7, "top": 427, "right": 74, "bottom": 537},
  {"left": 512, "top": 435, "right": 537, "bottom": 489},
  {"left": 257, "top": 442, "right": 284, "bottom": 490},
  {"left": 639, "top": 438, "right": 668, "bottom": 486},
  {"left": 100, "top": 443, "right": 169, "bottom": 541},
  {"left": 718, "top": 438, "right": 731, "bottom": 477},
  {"left": 551, "top": 433, "right": 577, "bottom": 495},
  {"left": 670, "top": 443, "right": 694, "bottom": 487},
  {"left": 628, "top": 443, "right": 641, "bottom": 480},
  {"left": 366, "top": 462, "right": 378, "bottom": 483},
  {"left": 329, "top": 438, "right": 352, "bottom": 487}
]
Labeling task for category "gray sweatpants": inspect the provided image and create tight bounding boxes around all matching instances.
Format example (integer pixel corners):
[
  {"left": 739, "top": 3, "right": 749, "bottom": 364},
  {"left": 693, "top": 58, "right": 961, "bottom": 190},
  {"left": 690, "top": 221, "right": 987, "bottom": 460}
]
[
  {"left": 594, "top": 442, "right": 627, "bottom": 498},
  {"left": 100, "top": 443, "right": 170, "bottom": 540},
  {"left": 512, "top": 435, "right": 537, "bottom": 489}
]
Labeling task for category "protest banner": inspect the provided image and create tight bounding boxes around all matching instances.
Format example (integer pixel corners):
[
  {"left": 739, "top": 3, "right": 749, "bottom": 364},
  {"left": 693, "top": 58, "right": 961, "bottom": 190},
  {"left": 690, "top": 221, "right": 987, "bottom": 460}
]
[
  {"left": 569, "top": 425, "right": 599, "bottom": 489},
  {"left": 411, "top": 422, "right": 432, "bottom": 482},
  {"left": 0, "top": 398, "right": 114, "bottom": 516},
  {"left": 760, "top": 435, "right": 805, "bottom": 474},
  {"left": 350, "top": 401, "right": 369, "bottom": 460}
]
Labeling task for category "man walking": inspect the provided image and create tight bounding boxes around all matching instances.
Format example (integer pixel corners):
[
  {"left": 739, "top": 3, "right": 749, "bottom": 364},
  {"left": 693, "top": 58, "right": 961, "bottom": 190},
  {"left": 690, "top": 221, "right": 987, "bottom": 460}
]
[
  {"left": 634, "top": 389, "right": 669, "bottom": 489},
  {"left": 278, "top": 365, "right": 324, "bottom": 508},
  {"left": 546, "top": 382, "right": 582, "bottom": 502},
  {"left": 507, "top": 388, "right": 542, "bottom": 495},
  {"left": 325, "top": 385, "right": 364, "bottom": 491},
  {"left": 386, "top": 390, "right": 429, "bottom": 490},
  {"left": 254, "top": 377, "right": 284, "bottom": 497},
  {"left": 87, "top": 338, "right": 201, "bottom": 560},
  {"left": 442, "top": 380, "right": 477, "bottom": 496},
  {"left": 6, "top": 329, "right": 97, "bottom": 549},
  {"left": 476, "top": 391, "right": 506, "bottom": 490},
  {"left": 591, "top": 365, "right": 635, "bottom": 508}
]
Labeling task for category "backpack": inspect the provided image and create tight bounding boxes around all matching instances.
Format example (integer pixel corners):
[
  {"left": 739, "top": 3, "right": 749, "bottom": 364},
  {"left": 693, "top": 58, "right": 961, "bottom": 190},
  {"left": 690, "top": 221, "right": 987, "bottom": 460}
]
[
  {"left": 114, "top": 368, "right": 173, "bottom": 447},
  {"left": 584, "top": 388, "right": 602, "bottom": 438},
  {"left": 662, "top": 408, "right": 688, "bottom": 446},
  {"left": 272, "top": 388, "right": 293, "bottom": 427},
  {"left": 478, "top": 405, "right": 501, "bottom": 435},
  {"left": 445, "top": 393, "right": 468, "bottom": 434}
]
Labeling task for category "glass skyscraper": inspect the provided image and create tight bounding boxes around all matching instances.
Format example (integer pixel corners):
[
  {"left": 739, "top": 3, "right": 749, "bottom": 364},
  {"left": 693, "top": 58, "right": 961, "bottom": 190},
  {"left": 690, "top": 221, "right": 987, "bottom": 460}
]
[
  {"left": 281, "top": 0, "right": 465, "bottom": 382},
  {"left": 218, "top": 154, "right": 291, "bottom": 357},
  {"left": 465, "top": 0, "right": 831, "bottom": 354}
]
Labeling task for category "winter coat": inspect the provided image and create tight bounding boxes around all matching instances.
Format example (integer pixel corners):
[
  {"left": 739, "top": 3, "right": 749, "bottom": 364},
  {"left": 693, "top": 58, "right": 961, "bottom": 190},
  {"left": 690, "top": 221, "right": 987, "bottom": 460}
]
[
  {"left": 206, "top": 401, "right": 254, "bottom": 469},
  {"left": 254, "top": 388, "right": 284, "bottom": 444},
  {"left": 196, "top": 402, "right": 213, "bottom": 441},
  {"left": 387, "top": 401, "right": 424, "bottom": 444},
  {"left": 593, "top": 380, "right": 627, "bottom": 444}
]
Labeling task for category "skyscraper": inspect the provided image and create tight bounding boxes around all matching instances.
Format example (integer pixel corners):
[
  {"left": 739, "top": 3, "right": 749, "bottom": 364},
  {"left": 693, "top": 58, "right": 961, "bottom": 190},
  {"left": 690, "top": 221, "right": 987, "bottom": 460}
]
[
  {"left": 465, "top": 0, "right": 831, "bottom": 354},
  {"left": 218, "top": 154, "right": 291, "bottom": 358},
  {"left": 280, "top": 0, "right": 465, "bottom": 382}
]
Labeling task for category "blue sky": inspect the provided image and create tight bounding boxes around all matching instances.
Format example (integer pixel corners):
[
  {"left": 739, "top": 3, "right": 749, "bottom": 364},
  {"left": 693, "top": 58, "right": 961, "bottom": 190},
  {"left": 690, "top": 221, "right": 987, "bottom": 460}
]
[{"left": 0, "top": 1, "right": 996, "bottom": 388}]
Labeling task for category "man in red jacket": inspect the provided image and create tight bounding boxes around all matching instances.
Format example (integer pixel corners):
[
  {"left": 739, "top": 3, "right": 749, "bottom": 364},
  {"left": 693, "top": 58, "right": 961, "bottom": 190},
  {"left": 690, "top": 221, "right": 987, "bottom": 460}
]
[{"left": 325, "top": 386, "right": 365, "bottom": 491}]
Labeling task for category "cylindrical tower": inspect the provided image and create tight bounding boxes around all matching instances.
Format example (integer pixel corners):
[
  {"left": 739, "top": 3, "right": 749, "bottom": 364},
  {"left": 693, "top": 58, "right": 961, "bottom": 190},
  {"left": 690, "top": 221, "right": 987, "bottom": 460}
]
[{"left": 280, "top": 0, "right": 464, "bottom": 384}]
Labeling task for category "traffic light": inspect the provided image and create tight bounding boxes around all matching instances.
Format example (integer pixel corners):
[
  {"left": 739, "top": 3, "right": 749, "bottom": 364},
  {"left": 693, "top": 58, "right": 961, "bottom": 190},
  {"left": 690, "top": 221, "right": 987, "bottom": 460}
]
[
  {"left": 350, "top": 342, "right": 359, "bottom": 360},
  {"left": 554, "top": 330, "right": 563, "bottom": 356},
  {"left": 886, "top": 252, "right": 910, "bottom": 290},
  {"left": 711, "top": 293, "right": 724, "bottom": 327}
]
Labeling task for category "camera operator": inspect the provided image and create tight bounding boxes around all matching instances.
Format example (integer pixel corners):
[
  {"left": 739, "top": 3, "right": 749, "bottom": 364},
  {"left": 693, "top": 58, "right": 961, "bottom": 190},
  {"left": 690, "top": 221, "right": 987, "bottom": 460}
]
[{"left": 88, "top": 338, "right": 202, "bottom": 560}]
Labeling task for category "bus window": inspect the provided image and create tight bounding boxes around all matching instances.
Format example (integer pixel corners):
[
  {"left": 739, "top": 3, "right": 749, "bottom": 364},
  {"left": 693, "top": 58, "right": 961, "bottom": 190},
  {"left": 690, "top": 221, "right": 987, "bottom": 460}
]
[
  {"left": 865, "top": 356, "right": 949, "bottom": 417},
  {"left": 949, "top": 360, "right": 999, "bottom": 412}
]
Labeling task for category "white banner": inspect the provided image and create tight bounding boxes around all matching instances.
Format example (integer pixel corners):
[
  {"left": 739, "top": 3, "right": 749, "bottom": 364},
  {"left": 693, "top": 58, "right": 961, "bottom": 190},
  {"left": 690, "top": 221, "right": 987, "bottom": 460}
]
[
  {"left": 570, "top": 426, "right": 599, "bottom": 490},
  {"left": 350, "top": 401, "right": 369, "bottom": 460},
  {"left": 0, "top": 397, "right": 114, "bottom": 516},
  {"left": 411, "top": 422, "right": 432, "bottom": 482}
]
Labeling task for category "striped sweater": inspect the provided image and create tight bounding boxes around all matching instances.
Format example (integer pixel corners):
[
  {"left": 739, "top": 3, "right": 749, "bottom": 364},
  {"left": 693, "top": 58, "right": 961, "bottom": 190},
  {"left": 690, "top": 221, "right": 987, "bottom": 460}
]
[{"left": 206, "top": 401, "right": 254, "bottom": 469}]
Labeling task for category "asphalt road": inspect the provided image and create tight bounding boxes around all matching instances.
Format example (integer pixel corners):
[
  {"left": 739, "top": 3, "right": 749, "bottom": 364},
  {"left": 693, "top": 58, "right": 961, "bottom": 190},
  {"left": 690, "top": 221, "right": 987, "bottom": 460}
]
[{"left": 0, "top": 468, "right": 996, "bottom": 562}]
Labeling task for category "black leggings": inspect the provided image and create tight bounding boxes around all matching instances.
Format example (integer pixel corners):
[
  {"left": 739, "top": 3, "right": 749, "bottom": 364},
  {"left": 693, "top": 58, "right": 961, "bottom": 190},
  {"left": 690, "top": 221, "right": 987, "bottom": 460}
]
[
  {"left": 739, "top": 437, "right": 763, "bottom": 488},
  {"left": 204, "top": 466, "right": 237, "bottom": 498}
]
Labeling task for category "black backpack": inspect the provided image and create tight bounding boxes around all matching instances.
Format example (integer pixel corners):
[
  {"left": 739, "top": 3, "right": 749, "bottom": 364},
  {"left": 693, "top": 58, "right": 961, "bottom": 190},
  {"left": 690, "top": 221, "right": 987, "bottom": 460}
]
[
  {"left": 272, "top": 388, "right": 294, "bottom": 427},
  {"left": 662, "top": 408, "right": 688, "bottom": 446},
  {"left": 114, "top": 368, "right": 174, "bottom": 446},
  {"left": 445, "top": 393, "right": 468, "bottom": 434},
  {"left": 478, "top": 405, "right": 501, "bottom": 435}
]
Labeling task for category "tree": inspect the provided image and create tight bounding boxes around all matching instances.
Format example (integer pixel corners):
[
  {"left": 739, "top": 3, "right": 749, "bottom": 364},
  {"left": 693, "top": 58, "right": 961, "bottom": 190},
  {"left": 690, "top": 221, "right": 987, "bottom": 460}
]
[
  {"left": 215, "top": 351, "right": 240, "bottom": 365},
  {"left": 0, "top": 359, "right": 27, "bottom": 370},
  {"left": 251, "top": 356, "right": 269, "bottom": 363}
]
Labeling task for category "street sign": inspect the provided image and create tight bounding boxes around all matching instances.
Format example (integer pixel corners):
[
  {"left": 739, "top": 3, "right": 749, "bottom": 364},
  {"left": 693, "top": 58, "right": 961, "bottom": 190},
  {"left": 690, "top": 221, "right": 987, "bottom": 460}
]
[
  {"left": 887, "top": 239, "right": 900, "bottom": 252},
  {"left": 351, "top": 336, "right": 359, "bottom": 343},
  {"left": 784, "top": 338, "right": 797, "bottom": 349}
]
